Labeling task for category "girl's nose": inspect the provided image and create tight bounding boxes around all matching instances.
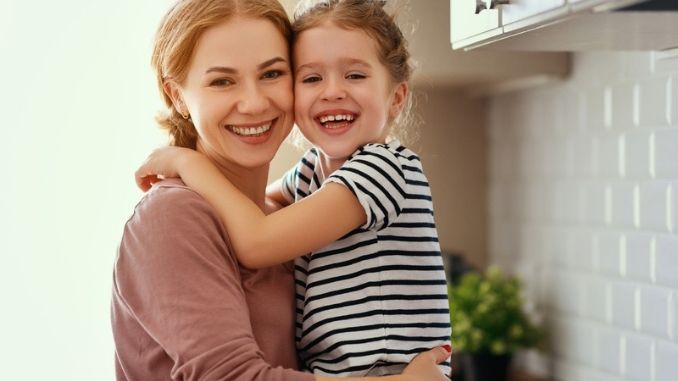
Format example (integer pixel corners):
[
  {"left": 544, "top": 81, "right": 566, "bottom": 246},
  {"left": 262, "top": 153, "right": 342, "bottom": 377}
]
[{"left": 320, "top": 77, "right": 346, "bottom": 101}]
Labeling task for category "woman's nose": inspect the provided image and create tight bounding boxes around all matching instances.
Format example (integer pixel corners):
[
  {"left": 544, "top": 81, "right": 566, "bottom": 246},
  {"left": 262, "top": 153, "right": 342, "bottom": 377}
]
[{"left": 236, "top": 83, "right": 270, "bottom": 115}]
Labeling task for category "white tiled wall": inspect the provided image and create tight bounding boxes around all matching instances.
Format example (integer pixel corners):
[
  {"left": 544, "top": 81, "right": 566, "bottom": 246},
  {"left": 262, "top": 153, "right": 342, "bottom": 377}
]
[{"left": 488, "top": 51, "right": 678, "bottom": 381}]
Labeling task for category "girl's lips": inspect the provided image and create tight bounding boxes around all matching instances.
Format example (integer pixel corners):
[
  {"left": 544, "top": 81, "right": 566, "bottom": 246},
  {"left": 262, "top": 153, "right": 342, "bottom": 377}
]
[
  {"left": 315, "top": 117, "right": 354, "bottom": 135},
  {"left": 314, "top": 109, "right": 358, "bottom": 135}
]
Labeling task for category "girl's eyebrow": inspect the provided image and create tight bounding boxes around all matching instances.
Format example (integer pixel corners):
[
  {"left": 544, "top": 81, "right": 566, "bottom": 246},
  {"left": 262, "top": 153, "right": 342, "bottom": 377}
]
[
  {"left": 296, "top": 58, "right": 372, "bottom": 72},
  {"left": 205, "top": 57, "right": 288, "bottom": 75}
]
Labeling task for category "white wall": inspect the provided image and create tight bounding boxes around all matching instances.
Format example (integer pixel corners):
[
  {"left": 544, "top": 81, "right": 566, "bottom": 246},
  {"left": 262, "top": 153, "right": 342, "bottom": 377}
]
[
  {"left": 0, "top": 1, "right": 175, "bottom": 379},
  {"left": 488, "top": 52, "right": 678, "bottom": 380}
]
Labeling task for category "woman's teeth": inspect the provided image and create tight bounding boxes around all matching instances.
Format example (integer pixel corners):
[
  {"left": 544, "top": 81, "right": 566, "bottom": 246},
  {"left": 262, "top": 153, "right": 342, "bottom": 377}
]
[
  {"left": 229, "top": 122, "right": 272, "bottom": 136},
  {"left": 319, "top": 114, "right": 354, "bottom": 124}
]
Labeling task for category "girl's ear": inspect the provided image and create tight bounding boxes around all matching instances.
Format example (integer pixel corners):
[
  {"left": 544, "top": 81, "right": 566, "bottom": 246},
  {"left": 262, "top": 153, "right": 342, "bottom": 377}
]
[
  {"left": 389, "top": 81, "right": 409, "bottom": 119},
  {"left": 163, "top": 80, "right": 189, "bottom": 118}
]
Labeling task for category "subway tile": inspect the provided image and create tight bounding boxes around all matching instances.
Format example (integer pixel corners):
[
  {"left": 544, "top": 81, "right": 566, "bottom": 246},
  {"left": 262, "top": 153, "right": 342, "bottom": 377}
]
[
  {"left": 671, "top": 291, "right": 678, "bottom": 341},
  {"left": 572, "top": 134, "right": 596, "bottom": 178},
  {"left": 671, "top": 75, "right": 677, "bottom": 126},
  {"left": 624, "top": 333, "right": 653, "bottom": 381},
  {"left": 671, "top": 183, "right": 677, "bottom": 233},
  {"left": 638, "top": 76, "right": 671, "bottom": 127},
  {"left": 609, "top": 182, "right": 635, "bottom": 228},
  {"left": 553, "top": 272, "right": 582, "bottom": 315},
  {"left": 655, "top": 234, "right": 678, "bottom": 288},
  {"left": 656, "top": 340, "right": 678, "bottom": 381},
  {"left": 638, "top": 181, "right": 670, "bottom": 232},
  {"left": 610, "top": 81, "right": 637, "bottom": 129},
  {"left": 597, "top": 132, "right": 622, "bottom": 179},
  {"left": 609, "top": 281, "right": 637, "bottom": 329},
  {"left": 652, "top": 50, "right": 678, "bottom": 76},
  {"left": 620, "top": 52, "right": 654, "bottom": 81},
  {"left": 652, "top": 128, "right": 678, "bottom": 179},
  {"left": 597, "top": 231, "right": 623, "bottom": 276},
  {"left": 639, "top": 286, "right": 670, "bottom": 338},
  {"left": 586, "top": 85, "right": 607, "bottom": 131},
  {"left": 573, "top": 321, "right": 597, "bottom": 366},
  {"left": 585, "top": 182, "right": 608, "bottom": 225},
  {"left": 583, "top": 276, "right": 609, "bottom": 322},
  {"left": 624, "top": 232, "right": 653, "bottom": 281},
  {"left": 623, "top": 129, "right": 652, "bottom": 180},
  {"left": 597, "top": 326, "right": 622, "bottom": 375},
  {"left": 570, "top": 228, "right": 596, "bottom": 271}
]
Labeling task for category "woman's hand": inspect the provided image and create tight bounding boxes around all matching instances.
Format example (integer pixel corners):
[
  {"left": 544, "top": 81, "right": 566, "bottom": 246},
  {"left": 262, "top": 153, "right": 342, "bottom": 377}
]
[
  {"left": 400, "top": 345, "right": 452, "bottom": 381},
  {"left": 135, "top": 146, "right": 199, "bottom": 192}
]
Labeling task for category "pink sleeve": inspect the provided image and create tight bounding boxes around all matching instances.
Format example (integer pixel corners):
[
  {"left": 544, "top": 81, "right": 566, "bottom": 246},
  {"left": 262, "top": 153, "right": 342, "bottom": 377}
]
[{"left": 114, "top": 185, "right": 314, "bottom": 381}]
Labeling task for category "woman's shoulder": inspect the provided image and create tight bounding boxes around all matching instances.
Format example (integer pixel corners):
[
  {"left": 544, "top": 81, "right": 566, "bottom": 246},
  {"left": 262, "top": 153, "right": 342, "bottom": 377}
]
[{"left": 126, "top": 178, "right": 223, "bottom": 234}]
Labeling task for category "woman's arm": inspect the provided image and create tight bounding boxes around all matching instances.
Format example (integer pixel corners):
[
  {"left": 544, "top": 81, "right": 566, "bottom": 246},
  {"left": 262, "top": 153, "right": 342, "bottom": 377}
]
[
  {"left": 317, "top": 346, "right": 452, "bottom": 381},
  {"left": 113, "top": 183, "right": 316, "bottom": 381},
  {"left": 136, "top": 147, "right": 366, "bottom": 269}
]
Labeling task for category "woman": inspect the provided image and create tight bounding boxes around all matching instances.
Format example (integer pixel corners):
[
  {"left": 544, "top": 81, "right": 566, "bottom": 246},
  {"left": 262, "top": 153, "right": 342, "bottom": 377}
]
[{"left": 111, "top": 0, "right": 449, "bottom": 380}]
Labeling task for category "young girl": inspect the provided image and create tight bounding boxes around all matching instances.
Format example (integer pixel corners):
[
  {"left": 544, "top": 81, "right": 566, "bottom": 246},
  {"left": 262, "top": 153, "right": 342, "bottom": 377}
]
[{"left": 136, "top": 0, "right": 451, "bottom": 377}]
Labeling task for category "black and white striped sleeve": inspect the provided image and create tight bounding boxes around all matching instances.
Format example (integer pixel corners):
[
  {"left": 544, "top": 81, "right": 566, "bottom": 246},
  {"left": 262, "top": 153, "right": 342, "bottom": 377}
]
[
  {"left": 279, "top": 164, "right": 299, "bottom": 205},
  {"left": 325, "top": 145, "right": 406, "bottom": 231}
]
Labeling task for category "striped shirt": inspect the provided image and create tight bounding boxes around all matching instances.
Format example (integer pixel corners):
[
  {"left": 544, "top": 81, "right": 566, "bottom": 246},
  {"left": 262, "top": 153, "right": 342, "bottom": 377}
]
[{"left": 280, "top": 140, "right": 451, "bottom": 377}]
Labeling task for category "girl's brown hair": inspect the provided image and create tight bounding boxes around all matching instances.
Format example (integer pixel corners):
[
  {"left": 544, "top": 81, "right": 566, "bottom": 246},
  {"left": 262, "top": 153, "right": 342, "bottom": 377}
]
[
  {"left": 151, "top": 0, "right": 292, "bottom": 148},
  {"left": 292, "top": 0, "right": 416, "bottom": 143}
]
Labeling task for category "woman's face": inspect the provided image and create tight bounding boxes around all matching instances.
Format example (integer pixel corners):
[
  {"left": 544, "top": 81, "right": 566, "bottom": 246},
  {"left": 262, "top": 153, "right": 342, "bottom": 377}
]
[{"left": 175, "top": 16, "right": 293, "bottom": 170}]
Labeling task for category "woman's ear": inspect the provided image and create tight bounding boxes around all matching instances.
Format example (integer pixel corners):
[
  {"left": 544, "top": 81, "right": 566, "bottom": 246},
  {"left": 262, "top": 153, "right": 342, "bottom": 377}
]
[
  {"left": 163, "top": 80, "right": 189, "bottom": 118},
  {"left": 389, "top": 81, "right": 409, "bottom": 119}
]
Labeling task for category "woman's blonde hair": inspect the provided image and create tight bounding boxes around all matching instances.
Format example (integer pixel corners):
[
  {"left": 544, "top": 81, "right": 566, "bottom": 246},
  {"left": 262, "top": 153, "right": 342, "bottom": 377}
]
[
  {"left": 292, "top": 0, "right": 417, "bottom": 144},
  {"left": 151, "top": 0, "right": 292, "bottom": 148}
]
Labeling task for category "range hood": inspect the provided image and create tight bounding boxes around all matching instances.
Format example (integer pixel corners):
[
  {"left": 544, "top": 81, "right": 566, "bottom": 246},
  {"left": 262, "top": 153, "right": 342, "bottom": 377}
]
[{"left": 478, "top": 0, "right": 678, "bottom": 51}]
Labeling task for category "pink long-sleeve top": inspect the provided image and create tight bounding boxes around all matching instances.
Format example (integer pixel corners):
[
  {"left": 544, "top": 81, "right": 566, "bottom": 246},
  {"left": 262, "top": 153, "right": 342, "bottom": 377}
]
[{"left": 111, "top": 179, "right": 315, "bottom": 381}]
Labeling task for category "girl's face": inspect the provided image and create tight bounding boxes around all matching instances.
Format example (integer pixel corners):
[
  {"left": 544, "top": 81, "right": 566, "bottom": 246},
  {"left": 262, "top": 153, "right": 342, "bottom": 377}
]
[
  {"left": 171, "top": 17, "right": 294, "bottom": 171},
  {"left": 293, "top": 22, "right": 407, "bottom": 166}
]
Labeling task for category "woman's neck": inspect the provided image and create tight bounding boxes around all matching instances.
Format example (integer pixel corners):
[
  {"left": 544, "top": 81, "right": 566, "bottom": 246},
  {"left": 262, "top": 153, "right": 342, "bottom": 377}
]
[{"left": 196, "top": 144, "right": 268, "bottom": 210}]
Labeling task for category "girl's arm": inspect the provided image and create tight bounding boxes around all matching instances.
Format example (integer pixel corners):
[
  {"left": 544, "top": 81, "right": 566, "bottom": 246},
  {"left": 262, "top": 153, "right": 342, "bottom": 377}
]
[
  {"left": 136, "top": 146, "right": 366, "bottom": 269},
  {"left": 264, "top": 177, "right": 290, "bottom": 213}
]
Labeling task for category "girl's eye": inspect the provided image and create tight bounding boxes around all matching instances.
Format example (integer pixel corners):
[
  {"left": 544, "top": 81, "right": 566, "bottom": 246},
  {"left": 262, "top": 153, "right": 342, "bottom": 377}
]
[
  {"left": 301, "top": 75, "right": 321, "bottom": 84},
  {"left": 346, "top": 73, "right": 366, "bottom": 80},
  {"left": 209, "top": 78, "right": 233, "bottom": 87},
  {"left": 262, "top": 70, "right": 283, "bottom": 80}
]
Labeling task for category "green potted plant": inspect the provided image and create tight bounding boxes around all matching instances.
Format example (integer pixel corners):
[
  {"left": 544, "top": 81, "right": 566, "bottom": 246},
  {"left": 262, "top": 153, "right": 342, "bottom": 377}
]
[{"left": 448, "top": 266, "right": 542, "bottom": 381}]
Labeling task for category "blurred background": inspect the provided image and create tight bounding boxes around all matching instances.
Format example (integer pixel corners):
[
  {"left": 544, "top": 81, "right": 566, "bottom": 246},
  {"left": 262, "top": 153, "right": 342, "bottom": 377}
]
[{"left": 2, "top": 0, "right": 678, "bottom": 380}]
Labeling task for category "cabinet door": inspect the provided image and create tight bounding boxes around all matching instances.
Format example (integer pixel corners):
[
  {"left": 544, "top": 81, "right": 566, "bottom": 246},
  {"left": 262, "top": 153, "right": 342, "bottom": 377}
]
[
  {"left": 450, "top": 0, "right": 501, "bottom": 44},
  {"left": 501, "top": 0, "right": 566, "bottom": 26}
]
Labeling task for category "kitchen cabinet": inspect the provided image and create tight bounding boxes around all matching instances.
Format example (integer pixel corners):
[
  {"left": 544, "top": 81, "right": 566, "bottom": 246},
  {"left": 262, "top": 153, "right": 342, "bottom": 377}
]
[
  {"left": 501, "top": 0, "right": 566, "bottom": 29},
  {"left": 449, "top": 0, "right": 501, "bottom": 45},
  {"left": 450, "top": 0, "right": 678, "bottom": 51}
]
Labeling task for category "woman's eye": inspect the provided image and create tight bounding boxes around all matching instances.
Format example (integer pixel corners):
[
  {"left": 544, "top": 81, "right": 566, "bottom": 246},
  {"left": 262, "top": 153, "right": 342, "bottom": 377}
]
[
  {"left": 209, "top": 78, "right": 233, "bottom": 87},
  {"left": 262, "top": 70, "right": 283, "bottom": 80},
  {"left": 301, "top": 75, "right": 321, "bottom": 84},
  {"left": 346, "top": 73, "right": 366, "bottom": 80}
]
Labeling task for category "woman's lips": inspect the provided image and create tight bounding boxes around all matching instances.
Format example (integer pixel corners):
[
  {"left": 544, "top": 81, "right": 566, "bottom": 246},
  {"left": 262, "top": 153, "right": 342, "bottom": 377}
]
[{"left": 225, "top": 118, "right": 277, "bottom": 144}]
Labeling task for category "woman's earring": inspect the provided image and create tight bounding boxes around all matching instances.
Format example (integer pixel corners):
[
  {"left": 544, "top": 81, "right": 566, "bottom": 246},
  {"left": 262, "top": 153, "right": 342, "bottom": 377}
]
[{"left": 182, "top": 112, "right": 190, "bottom": 120}]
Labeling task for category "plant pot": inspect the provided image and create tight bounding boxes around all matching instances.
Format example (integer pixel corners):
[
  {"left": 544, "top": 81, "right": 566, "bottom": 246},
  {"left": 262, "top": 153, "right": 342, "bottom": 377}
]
[{"left": 459, "top": 353, "right": 511, "bottom": 381}]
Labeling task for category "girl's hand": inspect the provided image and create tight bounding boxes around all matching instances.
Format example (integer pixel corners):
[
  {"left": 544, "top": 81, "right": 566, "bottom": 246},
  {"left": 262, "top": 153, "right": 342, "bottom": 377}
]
[
  {"left": 401, "top": 345, "right": 452, "bottom": 381},
  {"left": 134, "top": 146, "right": 197, "bottom": 192}
]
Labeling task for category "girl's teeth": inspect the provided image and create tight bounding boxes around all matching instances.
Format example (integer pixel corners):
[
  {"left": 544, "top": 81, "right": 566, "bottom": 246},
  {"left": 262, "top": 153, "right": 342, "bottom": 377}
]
[{"left": 319, "top": 114, "right": 355, "bottom": 123}]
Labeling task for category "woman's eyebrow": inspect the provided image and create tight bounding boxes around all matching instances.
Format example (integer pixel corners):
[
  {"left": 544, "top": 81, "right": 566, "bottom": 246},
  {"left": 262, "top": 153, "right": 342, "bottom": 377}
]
[
  {"left": 258, "top": 56, "right": 287, "bottom": 70},
  {"left": 205, "top": 57, "right": 287, "bottom": 75}
]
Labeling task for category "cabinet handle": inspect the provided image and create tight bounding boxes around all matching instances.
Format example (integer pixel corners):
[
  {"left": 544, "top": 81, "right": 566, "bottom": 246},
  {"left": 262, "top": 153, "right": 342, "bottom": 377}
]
[
  {"left": 475, "top": 0, "right": 488, "bottom": 14},
  {"left": 490, "top": 0, "right": 510, "bottom": 8}
]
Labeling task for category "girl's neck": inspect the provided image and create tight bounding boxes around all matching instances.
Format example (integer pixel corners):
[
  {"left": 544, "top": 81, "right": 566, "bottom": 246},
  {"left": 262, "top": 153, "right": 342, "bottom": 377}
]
[{"left": 318, "top": 154, "right": 345, "bottom": 178}]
